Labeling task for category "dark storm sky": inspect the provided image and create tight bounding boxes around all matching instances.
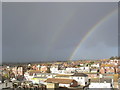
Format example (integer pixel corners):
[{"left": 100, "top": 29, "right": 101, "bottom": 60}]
[{"left": 2, "top": 2, "right": 118, "bottom": 62}]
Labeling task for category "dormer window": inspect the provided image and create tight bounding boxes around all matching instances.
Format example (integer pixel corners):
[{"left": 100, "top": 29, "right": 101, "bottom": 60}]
[{"left": 70, "top": 82, "right": 73, "bottom": 85}]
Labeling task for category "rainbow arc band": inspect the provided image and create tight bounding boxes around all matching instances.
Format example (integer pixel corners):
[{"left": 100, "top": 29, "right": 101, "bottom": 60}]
[{"left": 69, "top": 8, "right": 118, "bottom": 60}]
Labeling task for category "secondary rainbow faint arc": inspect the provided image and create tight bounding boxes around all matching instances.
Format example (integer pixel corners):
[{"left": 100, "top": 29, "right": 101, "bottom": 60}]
[
  {"left": 47, "top": 10, "right": 78, "bottom": 49},
  {"left": 69, "top": 9, "right": 117, "bottom": 60},
  {"left": 45, "top": 10, "right": 78, "bottom": 59}
]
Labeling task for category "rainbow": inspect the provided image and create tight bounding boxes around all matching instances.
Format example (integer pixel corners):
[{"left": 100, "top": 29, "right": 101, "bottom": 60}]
[
  {"left": 50, "top": 10, "right": 77, "bottom": 47},
  {"left": 69, "top": 8, "right": 118, "bottom": 60},
  {"left": 46, "top": 9, "right": 78, "bottom": 57}
]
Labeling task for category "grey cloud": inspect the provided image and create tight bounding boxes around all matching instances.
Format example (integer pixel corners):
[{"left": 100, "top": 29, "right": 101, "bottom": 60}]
[{"left": 2, "top": 2, "right": 118, "bottom": 62}]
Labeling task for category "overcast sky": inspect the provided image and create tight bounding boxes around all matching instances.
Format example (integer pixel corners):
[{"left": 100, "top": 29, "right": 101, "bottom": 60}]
[{"left": 2, "top": 2, "right": 118, "bottom": 62}]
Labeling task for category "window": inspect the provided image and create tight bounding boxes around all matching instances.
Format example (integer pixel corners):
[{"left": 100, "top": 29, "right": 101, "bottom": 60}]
[
  {"left": 34, "top": 73, "right": 37, "bottom": 76},
  {"left": 70, "top": 82, "right": 73, "bottom": 85},
  {"left": 6, "top": 83, "right": 7, "bottom": 87}
]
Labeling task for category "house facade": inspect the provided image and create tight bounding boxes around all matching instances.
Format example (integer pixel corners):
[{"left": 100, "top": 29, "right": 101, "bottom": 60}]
[{"left": 46, "top": 78, "right": 78, "bottom": 87}]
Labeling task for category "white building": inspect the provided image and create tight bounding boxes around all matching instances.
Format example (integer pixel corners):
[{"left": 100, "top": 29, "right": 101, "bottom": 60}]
[
  {"left": 24, "top": 72, "right": 34, "bottom": 81},
  {"left": 70, "top": 73, "right": 89, "bottom": 86},
  {"left": 24, "top": 71, "right": 56, "bottom": 84},
  {"left": 91, "top": 63, "right": 100, "bottom": 68},
  {"left": 77, "top": 67, "right": 90, "bottom": 73},
  {"left": 66, "top": 68, "right": 76, "bottom": 73},
  {"left": 89, "top": 82, "right": 112, "bottom": 89},
  {"left": 55, "top": 73, "right": 89, "bottom": 86},
  {"left": 109, "top": 59, "right": 119, "bottom": 66},
  {"left": 0, "top": 82, "right": 13, "bottom": 89},
  {"left": 50, "top": 66, "right": 59, "bottom": 73}
]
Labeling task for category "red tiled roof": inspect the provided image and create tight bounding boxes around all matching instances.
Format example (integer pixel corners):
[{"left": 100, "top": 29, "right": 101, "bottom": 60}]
[
  {"left": 45, "top": 78, "right": 77, "bottom": 84},
  {"left": 28, "top": 70, "right": 41, "bottom": 76}
]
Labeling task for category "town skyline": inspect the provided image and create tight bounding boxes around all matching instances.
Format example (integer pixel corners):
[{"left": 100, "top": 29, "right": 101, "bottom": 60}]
[{"left": 1, "top": 1, "right": 120, "bottom": 90}]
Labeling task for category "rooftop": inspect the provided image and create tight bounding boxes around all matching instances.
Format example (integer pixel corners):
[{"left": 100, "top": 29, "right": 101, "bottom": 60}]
[
  {"left": 45, "top": 78, "right": 77, "bottom": 84},
  {"left": 72, "top": 73, "right": 88, "bottom": 77}
]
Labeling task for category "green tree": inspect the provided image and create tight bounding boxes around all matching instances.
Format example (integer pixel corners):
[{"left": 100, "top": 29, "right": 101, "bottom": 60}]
[{"left": 110, "top": 56, "right": 115, "bottom": 60}]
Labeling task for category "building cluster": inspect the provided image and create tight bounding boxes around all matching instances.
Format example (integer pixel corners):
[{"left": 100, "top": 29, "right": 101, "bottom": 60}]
[
  {"left": 100, "top": 59, "right": 120, "bottom": 74},
  {"left": 0, "top": 58, "right": 120, "bottom": 89}
]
